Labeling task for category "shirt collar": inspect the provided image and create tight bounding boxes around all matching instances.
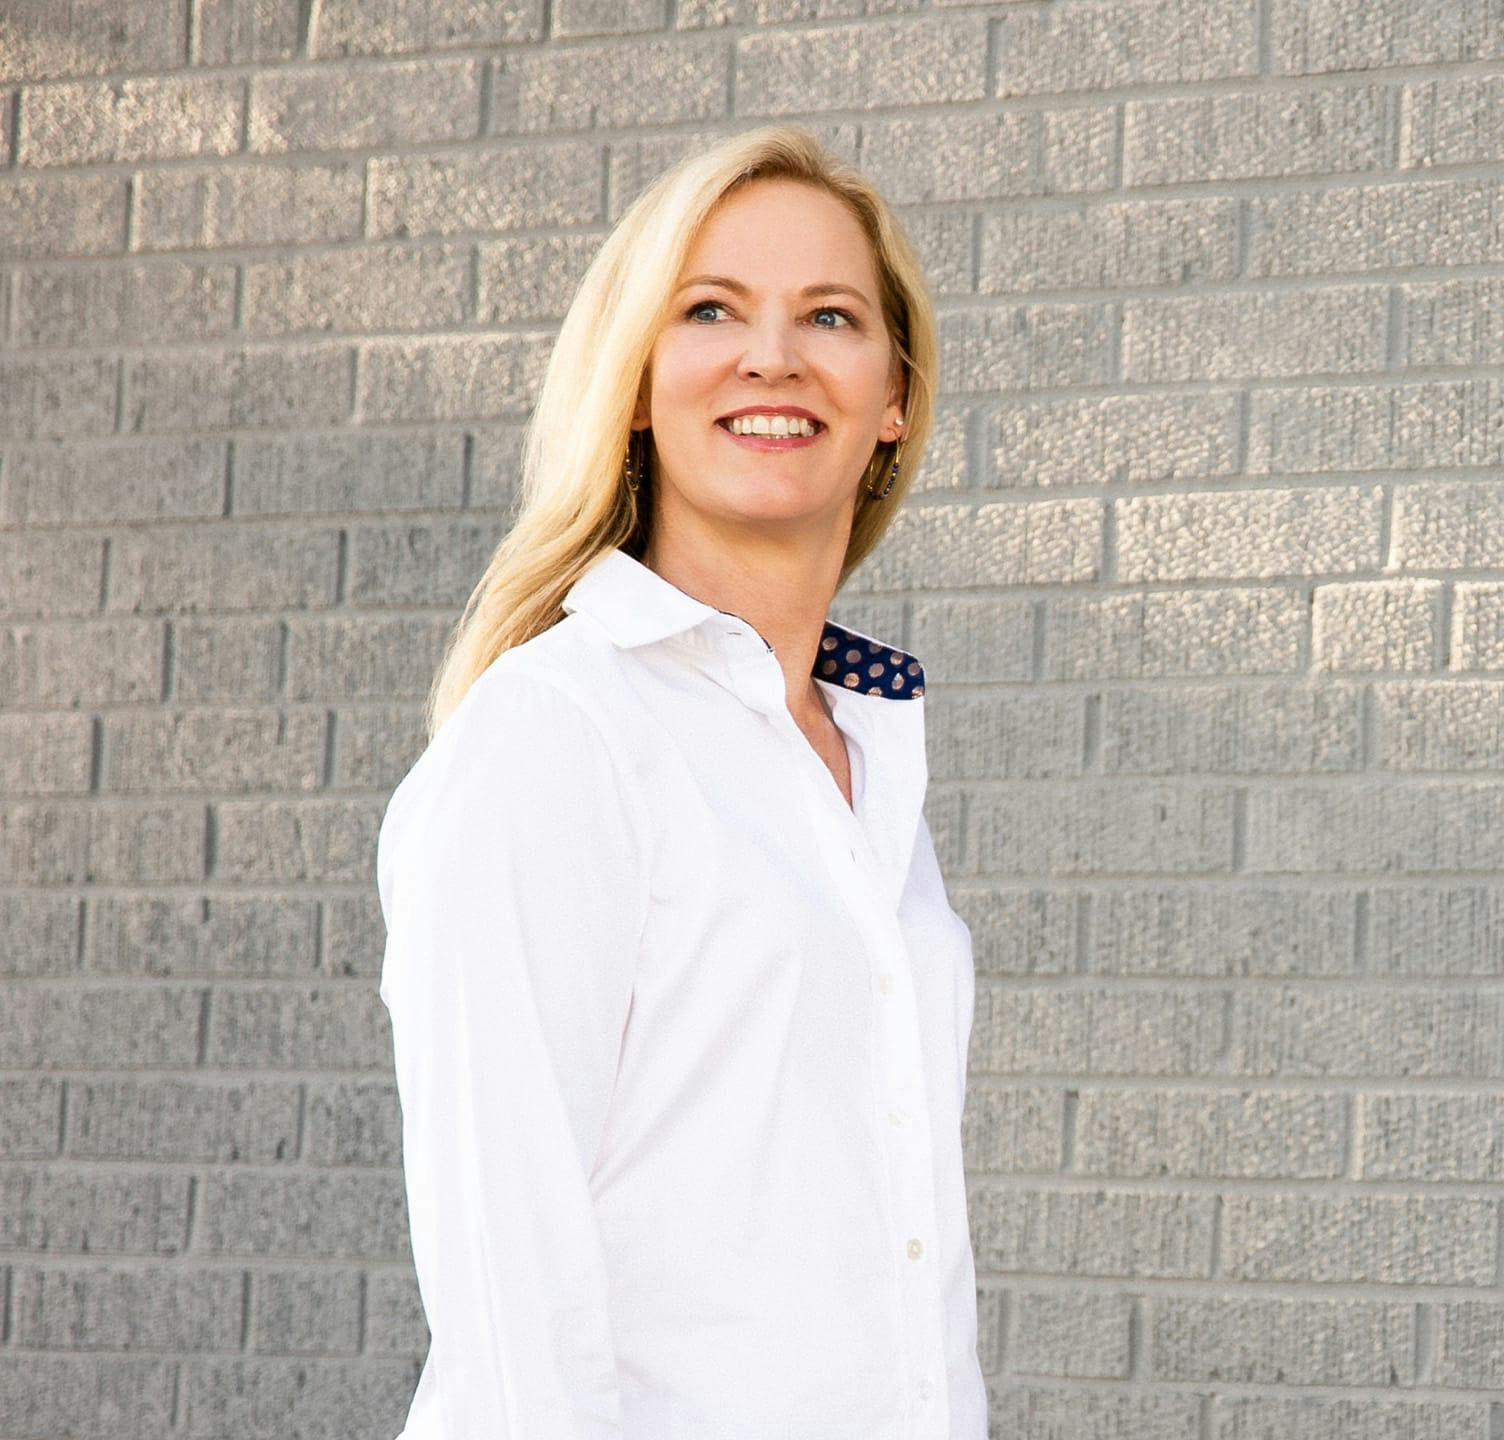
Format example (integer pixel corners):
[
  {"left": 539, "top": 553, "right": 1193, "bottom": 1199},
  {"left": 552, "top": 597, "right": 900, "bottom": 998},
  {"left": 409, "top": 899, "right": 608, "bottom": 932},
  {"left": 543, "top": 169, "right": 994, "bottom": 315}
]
[
  {"left": 561, "top": 544, "right": 929, "bottom": 904},
  {"left": 560, "top": 546, "right": 927, "bottom": 700}
]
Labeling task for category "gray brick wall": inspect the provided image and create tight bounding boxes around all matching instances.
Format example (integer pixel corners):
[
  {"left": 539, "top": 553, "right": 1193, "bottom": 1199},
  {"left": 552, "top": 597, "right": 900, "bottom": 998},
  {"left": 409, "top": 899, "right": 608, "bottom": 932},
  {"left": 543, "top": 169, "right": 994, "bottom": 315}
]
[{"left": 0, "top": 1, "right": 1501, "bottom": 1436}]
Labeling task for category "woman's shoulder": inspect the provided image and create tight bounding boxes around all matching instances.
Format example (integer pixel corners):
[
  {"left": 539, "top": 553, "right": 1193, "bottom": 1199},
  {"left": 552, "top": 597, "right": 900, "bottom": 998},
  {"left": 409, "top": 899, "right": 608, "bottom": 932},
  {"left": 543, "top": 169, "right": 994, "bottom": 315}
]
[
  {"left": 462, "top": 609, "right": 635, "bottom": 740},
  {"left": 376, "top": 613, "right": 650, "bottom": 913}
]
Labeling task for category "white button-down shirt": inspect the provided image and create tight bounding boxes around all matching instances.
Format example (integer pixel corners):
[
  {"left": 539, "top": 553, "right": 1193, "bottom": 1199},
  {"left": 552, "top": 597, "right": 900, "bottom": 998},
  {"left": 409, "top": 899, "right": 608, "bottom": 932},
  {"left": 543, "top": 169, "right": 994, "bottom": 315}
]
[{"left": 376, "top": 545, "right": 987, "bottom": 1440}]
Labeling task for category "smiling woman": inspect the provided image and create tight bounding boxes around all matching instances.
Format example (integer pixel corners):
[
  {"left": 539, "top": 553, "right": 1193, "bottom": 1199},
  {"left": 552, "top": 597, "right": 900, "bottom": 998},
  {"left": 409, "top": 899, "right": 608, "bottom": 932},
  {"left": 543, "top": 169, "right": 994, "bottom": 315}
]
[{"left": 375, "top": 125, "right": 979, "bottom": 1440}]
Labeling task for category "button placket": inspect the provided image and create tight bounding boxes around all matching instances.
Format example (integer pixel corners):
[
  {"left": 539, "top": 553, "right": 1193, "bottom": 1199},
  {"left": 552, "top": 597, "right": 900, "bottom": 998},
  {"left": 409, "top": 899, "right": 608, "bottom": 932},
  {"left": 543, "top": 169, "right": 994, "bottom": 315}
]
[{"left": 771, "top": 692, "right": 951, "bottom": 1435}]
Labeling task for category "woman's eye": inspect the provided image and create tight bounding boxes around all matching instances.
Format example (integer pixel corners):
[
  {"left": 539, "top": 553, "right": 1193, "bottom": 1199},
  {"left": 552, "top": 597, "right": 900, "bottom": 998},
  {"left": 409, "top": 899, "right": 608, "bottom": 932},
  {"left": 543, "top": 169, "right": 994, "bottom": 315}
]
[{"left": 685, "top": 301, "right": 856, "bottom": 328}]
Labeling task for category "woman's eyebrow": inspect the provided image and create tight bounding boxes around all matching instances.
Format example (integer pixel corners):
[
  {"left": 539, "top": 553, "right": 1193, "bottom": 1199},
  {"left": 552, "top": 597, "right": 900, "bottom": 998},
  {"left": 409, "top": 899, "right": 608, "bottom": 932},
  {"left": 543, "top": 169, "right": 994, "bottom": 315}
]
[{"left": 675, "top": 274, "right": 874, "bottom": 308}]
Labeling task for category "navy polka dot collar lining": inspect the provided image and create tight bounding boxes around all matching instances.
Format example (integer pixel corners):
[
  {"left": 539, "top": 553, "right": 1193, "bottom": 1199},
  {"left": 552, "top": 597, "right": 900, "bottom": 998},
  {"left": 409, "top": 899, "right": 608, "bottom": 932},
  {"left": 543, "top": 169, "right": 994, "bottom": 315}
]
[{"left": 816, "top": 622, "right": 926, "bottom": 699}]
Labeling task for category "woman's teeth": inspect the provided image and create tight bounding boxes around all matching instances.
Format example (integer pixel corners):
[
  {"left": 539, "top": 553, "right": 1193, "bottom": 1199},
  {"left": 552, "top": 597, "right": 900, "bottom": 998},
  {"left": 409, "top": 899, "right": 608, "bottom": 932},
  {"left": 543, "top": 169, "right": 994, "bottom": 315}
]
[{"left": 723, "top": 414, "right": 820, "bottom": 437}]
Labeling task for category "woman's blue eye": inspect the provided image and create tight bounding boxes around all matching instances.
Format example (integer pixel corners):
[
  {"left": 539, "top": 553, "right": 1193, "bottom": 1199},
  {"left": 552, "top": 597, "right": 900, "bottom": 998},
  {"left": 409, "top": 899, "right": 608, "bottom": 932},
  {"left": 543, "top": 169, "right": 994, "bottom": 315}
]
[{"left": 685, "top": 301, "right": 855, "bottom": 329}]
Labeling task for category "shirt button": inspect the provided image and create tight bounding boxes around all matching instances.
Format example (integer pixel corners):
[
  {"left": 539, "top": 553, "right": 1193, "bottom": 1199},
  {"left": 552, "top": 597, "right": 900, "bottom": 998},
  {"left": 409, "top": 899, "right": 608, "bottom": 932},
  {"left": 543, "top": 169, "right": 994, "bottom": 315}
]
[
  {"left": 877, "top": 973, "right": 895, "bottom": 994},
  {"left": 887, "top": 1108, "right": 907, "bottom": 1127},
  {"left": 917, "top": 1379, "right": 933, "bottom": 1401},
  {"left": 906, "top": 1238, "right": 924, "bottom": 1261}
]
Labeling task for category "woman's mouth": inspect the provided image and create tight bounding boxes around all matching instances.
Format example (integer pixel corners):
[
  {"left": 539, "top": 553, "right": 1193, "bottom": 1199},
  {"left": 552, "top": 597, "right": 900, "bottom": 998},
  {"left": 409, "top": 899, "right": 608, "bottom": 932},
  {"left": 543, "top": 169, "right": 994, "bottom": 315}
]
[{"left": 715, "top": 417, "right": 826, "bottom": 451}]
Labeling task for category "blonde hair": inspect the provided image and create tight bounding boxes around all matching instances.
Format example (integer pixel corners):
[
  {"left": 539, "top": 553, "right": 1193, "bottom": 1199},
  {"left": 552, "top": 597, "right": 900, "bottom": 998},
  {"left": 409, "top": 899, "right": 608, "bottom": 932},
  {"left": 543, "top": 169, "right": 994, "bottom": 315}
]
[{"left": 424, "top": 123, "right": 940, "bottom": 740}]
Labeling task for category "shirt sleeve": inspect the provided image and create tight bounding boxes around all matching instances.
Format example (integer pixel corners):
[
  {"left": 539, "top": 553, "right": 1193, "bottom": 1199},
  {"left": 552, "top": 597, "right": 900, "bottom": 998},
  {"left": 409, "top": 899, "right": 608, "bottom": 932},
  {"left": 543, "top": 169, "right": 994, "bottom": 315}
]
[{"left": 375, "top": 664, "right": 651, "bottom": 1440}]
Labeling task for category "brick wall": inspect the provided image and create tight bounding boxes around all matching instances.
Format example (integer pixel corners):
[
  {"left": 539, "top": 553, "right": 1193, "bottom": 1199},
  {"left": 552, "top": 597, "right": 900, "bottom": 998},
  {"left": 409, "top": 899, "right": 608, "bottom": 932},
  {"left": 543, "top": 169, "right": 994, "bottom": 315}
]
[{"left": 2, "top": 1, "right": 1502, "bottom": 1436}]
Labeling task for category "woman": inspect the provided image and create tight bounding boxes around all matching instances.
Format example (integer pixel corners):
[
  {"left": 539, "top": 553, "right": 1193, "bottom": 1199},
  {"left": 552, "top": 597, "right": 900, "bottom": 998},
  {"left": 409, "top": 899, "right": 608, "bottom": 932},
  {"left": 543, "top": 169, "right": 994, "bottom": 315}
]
[{"left": 376, "top": 124, "right": 986, "bottom": 1440}]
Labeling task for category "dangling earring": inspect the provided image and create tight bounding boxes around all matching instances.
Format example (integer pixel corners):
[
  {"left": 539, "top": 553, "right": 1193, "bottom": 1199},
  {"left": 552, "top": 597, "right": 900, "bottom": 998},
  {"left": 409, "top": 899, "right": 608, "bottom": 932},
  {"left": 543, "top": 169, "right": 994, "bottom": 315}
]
[
  {"left": 866, "top": 417, "right": 904, "bottom": 500},
  {"left": 623, "top": 429, "right": 643, "bottom": 493}
]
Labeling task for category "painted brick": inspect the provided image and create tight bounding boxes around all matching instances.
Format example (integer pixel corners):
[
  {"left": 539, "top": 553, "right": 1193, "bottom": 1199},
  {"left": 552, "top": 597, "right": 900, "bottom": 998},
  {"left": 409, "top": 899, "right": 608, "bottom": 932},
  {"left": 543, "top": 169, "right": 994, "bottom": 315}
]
[
  {"left": 938, "top": 304, "right": 1117, "bottom": 390},
  {"left": 357, "top": 334, "right": 555, "bottom": 421},
  {"left": 311, "top": 0, "right": 543, "bottom": 57},
  {"left": 248, "top": 58, "right": 481, "bottom": 153},
  {"left": 11, "top": 1263, "right": 244, "bottom": 1350},
  {"left": 1246, "top": 782, "right": 1504, "bottom": 874},
  {"left": 13, "top": 260, "right": 237, "bottom": 347},
  {"left": 0, "top": 896, "right": 82, "bottom": 978},
  {"left": 909, "top": 596, "right": 1034, "bottom": 684},
  {"left": 242, "top": 242, "right": 471, "bottom": 336},
  {"left": 971, "top": 986, "right": 1225, "bottom": 1075},
  {"left": 981, "top": 198, "right": 1240, "bottom": 295},
  {"left": 18, "top": 74, "right": 242, "bottom": 166},
  {"left": 122, "top": 344, "right": 354, "bottom": 432},
  {"left": 1273, "top": 0, "right": 1504, "bottom": 74},
  {"left": 329, "top": 707, "right": 419, "bottom": 793},
  {"left": 970, "top": 782, "right": 1236, "bottom": 877},
  {"left": 951, "top": 889, "right": 1077, "bottom": 978},
  {"left": 196, "top": 0, "right": 303, "bottom": 64},
  {"left": 0, "top": 3, "right": 185, "bottom": 82},
  {"left": 0, "top": 801, "right": 206, "bottom": 884},
  {"left": 1368, "top": 884, "right": 1504, "bottom": 977},
  {"left": 0, "top": 1170, "right": 191, "bottom": 1253},
  {"left": 926, "top": 691, "right": 1085, "bottom": 780},
  {"left": 205, "top": 985, "right": 393, "bottom": 1069},
  {"left": 1313, "top": 580, "right": 1442, "bottom": 673},
  {"left": 1249, "top": 178, "right": 1504, "bottom": 278},
  {"left": 1228, "top": 988, "right": 1504, "bottom": 1077},
  {"left": 1100, "top": 682, "right": 1363, "bottom": 775},
  {"left": 493, "top": 35, "right": 729, "bottom": 131},
  {"left": 0, "top": 711, "right": 93, "bottom": 795},
  {"left": 0, "top": 173, "right": 126, "bottom": 260},
  {"left": 304, "top": 1079, "right": 403, "bottom": 1166},
  {"left": 135, "top": 161, "right": 365, "bottom": 251},
  {"left": 738, "top": 18, "right": 984, "bottom": 118},
  {"left": 1010, "top": 1288, "right": 1132, "bottom": 1378},
  {"left": 86, "top": 894, "right": 321, "bottom": 979},
  {"left": 1043, "top": 589, "right": 1306, "bottom": 681},
  {"left": 107, "top": 526, "right": 341, "bottom": 614},
  {"left": 863, "top": 108, "right": 1116, "bottom": 204},
  {"left": 286, "top": 616, "right": 453, "bottom": 702},
  {"left": 0, "top": 354, "right": 117, "bottom": 441},
  {"left": 181, "top": 1356, "right": 422, "bottom": 1437},
  {"left": 1150, "top": 1295, "right": 1414, "bottom": 1385},
  {"left": 970, "top": 1187, "right": 1216, "bottom": 1277},
  {"left": 0, "top": 1354, "right": 175, "bottom": 1440},
  {"left": 1086, "top": 888, "right": 1358, "bottom": 977},
  {"left": 214, "top": 798, "right": 380, "bottom": 883},
  {"left": 0, "top": 1077, "right": 64, "bottom": 1158},
  {"left": 1452, "top": 583, "right": 1504, "bottom": 671},
  {"left": 994, "top": 0, "right": 1259, "bottom": 94},
  {"left": 368, "top": 143, "right": 603, "bottom": 238},
  {"left": 1401, "top": 73, "right": 1504, "bottom": 167},
  {"left": 250, "top": 1269, "right": 362, "bottom": 1354},
  {"left": 1403, "top": 277, "right": 1504, "bottom": 368},
  {"left": 195, "top": 1171, "right": 411, "bottom": 1258},
  {"left": 1220, "top": 1193, "right": 1497, "bottom": 1285},
  {"left": 1125, "top": 85, "right": 1389, "bottom": 184},
  {"left": 1121, "top": 287, "right": 1388, "bottom": 383},
  {"left": 68, "top": 1078, "right": 300, "bottom": 1162},
  {"left": 0, "top": 985, "right": 203, "bottom": 1068},
  {"left": 960, "top": 1084, "right": 1065, "bottom": 1173},
  {"left": 1074, "top": 1088, "right": 1347, "bottom": 1179},
  {"left": 235, "top": 432, "right": 465, "bottom": 515},
  {"left": 1116, "top": 487, "right": 1384, "bottom": 582},
  {"left": 1360, "top": 1093, "right": 1504, "bottom": 1181},
  {"left": 0, "top": 620, "right": 162, "bottom": 708}
]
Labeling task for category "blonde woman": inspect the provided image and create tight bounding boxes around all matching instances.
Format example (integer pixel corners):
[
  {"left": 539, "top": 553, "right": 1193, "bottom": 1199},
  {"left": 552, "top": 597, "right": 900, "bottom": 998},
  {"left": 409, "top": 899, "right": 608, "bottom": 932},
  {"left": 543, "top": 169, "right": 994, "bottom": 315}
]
[{"left": 375, "top": 124, "right": 986, "bottom": 1439}]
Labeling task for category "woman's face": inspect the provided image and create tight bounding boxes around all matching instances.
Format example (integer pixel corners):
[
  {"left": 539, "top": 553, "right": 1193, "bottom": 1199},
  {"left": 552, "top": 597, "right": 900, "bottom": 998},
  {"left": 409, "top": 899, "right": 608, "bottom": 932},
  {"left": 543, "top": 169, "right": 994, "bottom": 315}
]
[{"left": 633, "top": 176, "right": 906, "bottom": 540}]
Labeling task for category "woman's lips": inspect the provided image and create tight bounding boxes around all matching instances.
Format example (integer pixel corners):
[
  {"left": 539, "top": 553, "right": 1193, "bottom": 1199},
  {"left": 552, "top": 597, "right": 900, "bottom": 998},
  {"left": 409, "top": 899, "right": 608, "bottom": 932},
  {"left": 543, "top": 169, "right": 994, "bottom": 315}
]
[{"left": 715, "top": 419, "right": 825, "bottom": 451}]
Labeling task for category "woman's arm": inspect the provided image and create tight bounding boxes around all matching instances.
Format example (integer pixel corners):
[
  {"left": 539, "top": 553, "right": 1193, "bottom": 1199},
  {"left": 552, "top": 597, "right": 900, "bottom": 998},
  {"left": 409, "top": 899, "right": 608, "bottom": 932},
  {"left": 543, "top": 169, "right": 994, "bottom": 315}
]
[{"left": 376, "top": 665, "right": 651, "bottom": 1439}]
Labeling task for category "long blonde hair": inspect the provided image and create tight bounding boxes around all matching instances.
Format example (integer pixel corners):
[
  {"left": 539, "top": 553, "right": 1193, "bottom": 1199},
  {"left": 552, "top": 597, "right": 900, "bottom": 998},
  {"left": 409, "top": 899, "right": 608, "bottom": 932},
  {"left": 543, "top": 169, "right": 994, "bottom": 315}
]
[{"left": 424, "top": 123, "right": 940, "bottom": 740}]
